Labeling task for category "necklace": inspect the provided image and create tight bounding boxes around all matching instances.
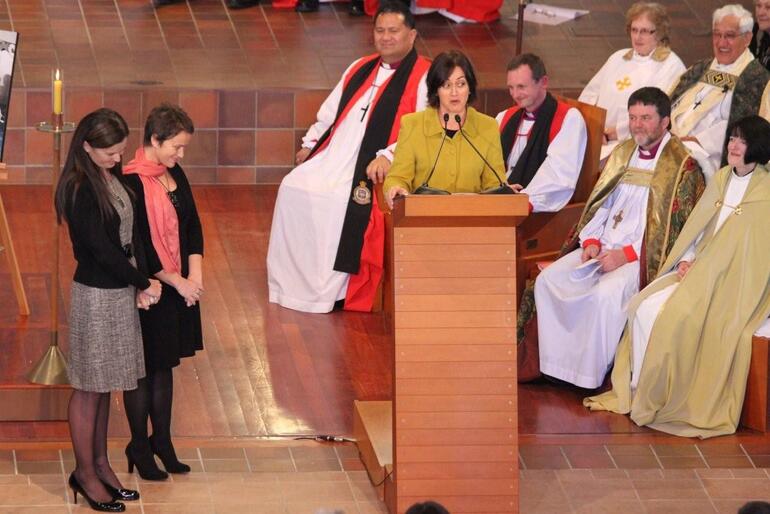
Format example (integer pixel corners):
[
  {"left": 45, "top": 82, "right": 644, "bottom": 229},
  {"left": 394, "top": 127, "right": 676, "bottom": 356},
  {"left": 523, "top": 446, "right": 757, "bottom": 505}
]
[
  {"left": 156, "top": 174, "right": 179, "bottom": 208},
  {"left": 105, "top": 174, "right": 125, "bottom": 210}
]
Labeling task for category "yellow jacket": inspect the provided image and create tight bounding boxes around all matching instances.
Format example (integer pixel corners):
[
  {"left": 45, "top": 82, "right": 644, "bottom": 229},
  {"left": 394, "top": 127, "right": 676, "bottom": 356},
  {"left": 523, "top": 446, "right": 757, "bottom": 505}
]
[{"left": 384, "top": 106, "right": 506, "bottom": 196}]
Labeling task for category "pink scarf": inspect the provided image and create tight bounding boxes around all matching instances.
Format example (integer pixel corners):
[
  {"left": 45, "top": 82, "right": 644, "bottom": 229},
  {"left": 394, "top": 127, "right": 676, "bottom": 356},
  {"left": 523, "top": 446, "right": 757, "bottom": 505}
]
[{"left": 124, "top": 147, "right": 181, "bottom": 274}]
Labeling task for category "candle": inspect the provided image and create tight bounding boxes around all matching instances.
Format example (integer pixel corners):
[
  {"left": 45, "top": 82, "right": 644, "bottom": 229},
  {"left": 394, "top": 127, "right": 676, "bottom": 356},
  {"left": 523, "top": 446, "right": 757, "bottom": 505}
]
[{"left": 52, "top": 69, "right": 62, "bottom": 115}]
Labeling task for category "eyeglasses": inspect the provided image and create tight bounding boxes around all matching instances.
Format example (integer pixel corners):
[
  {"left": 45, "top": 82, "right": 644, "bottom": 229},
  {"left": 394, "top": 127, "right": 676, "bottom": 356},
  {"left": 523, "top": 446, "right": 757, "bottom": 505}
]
[
  {"left": 712, "top": 31, "right": 744, "bottom": 41},
  {"left": 630, "top": 27, "right": 656, "bottom": 36}
]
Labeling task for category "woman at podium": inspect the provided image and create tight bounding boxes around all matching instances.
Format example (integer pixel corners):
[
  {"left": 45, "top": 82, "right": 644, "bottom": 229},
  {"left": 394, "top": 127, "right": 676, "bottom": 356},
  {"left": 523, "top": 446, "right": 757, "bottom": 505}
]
[{"left": 383, "top": 50, "right": 507, "bottom": 208}]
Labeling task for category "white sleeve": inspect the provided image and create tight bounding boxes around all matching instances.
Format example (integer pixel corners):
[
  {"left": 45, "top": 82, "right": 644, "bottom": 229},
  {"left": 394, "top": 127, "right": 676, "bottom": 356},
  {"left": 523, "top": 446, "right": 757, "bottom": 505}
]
[
  {"left": 522, "top": 108, "right": 588, "bottom": 213},
  {"left": 301, "top": 60, "right": 361, "bottom": 149},
  {"left": 376, "top": 71, "right": 430, "bottom": 162}
]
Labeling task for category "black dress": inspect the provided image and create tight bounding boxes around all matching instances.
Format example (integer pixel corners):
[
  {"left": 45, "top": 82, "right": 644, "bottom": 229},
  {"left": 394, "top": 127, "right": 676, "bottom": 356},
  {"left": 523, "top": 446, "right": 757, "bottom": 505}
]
[{"left": 124, "top": 165, "right": 204, "bottom": 371}]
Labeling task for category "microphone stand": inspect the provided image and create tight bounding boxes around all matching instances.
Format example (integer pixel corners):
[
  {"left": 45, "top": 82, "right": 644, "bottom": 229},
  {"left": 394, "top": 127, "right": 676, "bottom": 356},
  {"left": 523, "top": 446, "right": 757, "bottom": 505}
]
[
  {"left": 413, "top": 112, "right": 451, "bottom": 195},
  {"left": 454, "top": 114, "right": 514, "bottom": 195}
]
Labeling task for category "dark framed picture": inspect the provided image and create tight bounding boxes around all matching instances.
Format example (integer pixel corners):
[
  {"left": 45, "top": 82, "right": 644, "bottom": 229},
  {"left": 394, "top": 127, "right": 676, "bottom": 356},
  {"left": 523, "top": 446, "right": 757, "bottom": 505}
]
[{"left": 0, "top": 30, "right": 18, "bottom": 162}]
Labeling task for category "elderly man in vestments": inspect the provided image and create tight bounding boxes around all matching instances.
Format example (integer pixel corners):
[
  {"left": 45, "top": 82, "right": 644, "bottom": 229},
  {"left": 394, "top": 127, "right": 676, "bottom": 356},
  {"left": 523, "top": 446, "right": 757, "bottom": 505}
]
[
  {"left": 517, "top": 87, "right": 705, "bottom": 388},
  {"left": 496, "top": 53, "right": 587, "bottom": 213},
  {"left": 585, "top": 115, "right": 770, "bottom": 438},
  {"left": 267, "top": 2, "right": 430, "bottom": 313},
  {"left": 669, "top": 4, "right": 770, "bottom": 181}
]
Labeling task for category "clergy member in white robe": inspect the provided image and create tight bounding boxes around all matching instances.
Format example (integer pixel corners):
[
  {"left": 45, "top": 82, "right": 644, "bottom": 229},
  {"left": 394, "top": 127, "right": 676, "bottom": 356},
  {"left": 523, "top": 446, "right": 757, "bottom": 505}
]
[
  {"left": 579, "top": 2, "right": 685, "bottom": 160},
  {"left": 267, "top": 4, "right": 429, "bottom": 313},
  {"left": 496, "top": 53, "right": 586, "bottom": 213},
  {"left": 528, "top": 87, "right": 704, "bottom": 388},
  {"left": 669, "top": 4, "right": 770, "bottom": 182}
]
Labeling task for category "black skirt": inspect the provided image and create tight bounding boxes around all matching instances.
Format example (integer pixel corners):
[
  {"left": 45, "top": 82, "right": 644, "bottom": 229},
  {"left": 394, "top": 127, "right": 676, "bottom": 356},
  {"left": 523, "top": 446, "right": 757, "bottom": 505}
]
[{"left": 139, "top": 286, "right": 203, "bottom": 371}]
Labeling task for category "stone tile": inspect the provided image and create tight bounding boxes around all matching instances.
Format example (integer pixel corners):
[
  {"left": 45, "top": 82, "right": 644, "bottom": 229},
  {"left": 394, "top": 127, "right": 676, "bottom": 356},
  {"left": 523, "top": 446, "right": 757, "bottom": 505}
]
[
  {"left": 201, "top": 459, "right": 249, "bottom": 473},
  {"left": 180, "top": 91, "right": 219, "bottom": 129},
  {"left": 278, "top": 480, "right": 355, "bottom": 502},
  {"left": 254, "top": 166, "right": 290, "bottom": 184},
  {"left": 606, "top": 444, "right": 653, "bottom": 456},
  {"left": 0, "top": 483, "right": 66, "bottom": 506},
  {"left": 257, "top": 90, "right": 294, "bottom": 129},
  {"left": 293, "top": 459, "right": 342, "bottom": 472},
  {"left": 652, "top": 444, "right": 699, "bottom": 457},
  {"left": 216, "top": 166, "right": 256, "bottom": 184},
  {"left": 25, "top": 129, "right": 53, "bottom": 166},
  {"left": 697, "top": 443, "right": 744, "bottom": 456},
  {"left": 572, "top": 498, "right": 644, "bottom": 514},
  {"left": 701, "top": 478, "right": 770, "bottom": 499},
  {"left": 706, "top": 455, "right": 754, "bottom": 468},
  {"left": 248, "top": 458, "right": 295, "bottom": 473},
  {"left": 612, "top": 454, "right": 660, "bottom": 469},
  {"left": 208, "top": 480, "right": 283, "bottom": 503},
  {"left": 658, "top": 456, "right": 706, "bottom": 469},
  {"left": 3, "top": 129, "right": 25, "bottom": 165},
  {"left": 713, "top": 499, "right": 756, "bottom": 514},
  {"left": 559, "top": 477, "right": 637, "bottom": 502},
  {"left": 244, "top": 446, "right": 292, "bottom": 461},
  {"left": 219, "top": 90, "right": 256, "bottom": 129},
  {"left": 632, "top": 478, "right": 708, "bottom": 500},
  {"left": 64, "top": 89, "right": 103, "bottom": 124},
  {"left": 642, "top": 499, "right": 717, "bottom": 513},
  {"left": 256, "top": 129, "right": 295, "bottom": 166},
  {"left": 217, "top": 130, "right": 255, "bottom": 166},
  {"left": 137, "top": 481, "right": 213, "bottom": 504},
  {"left": 290, "top": 446, "right": 338, "bottom": 460},
  {"left": 562, "top": 445, "right": 615, "bottom": 469},
  {"left": 696, "top": 468, "right": 733, "bottom": 479},
  {"left": 104, "top": 89, "right": 143, "bottom": 128},
  {"left": 730, "top": 469, "right": 769, "bottom": 479},
  {"left": 294, "top": 90, "right": 328, "bottom": 128},
  {"left": 283, "top": 501, "right": 360, "bottom": 514},
  {"left": 15, "top": 461, "right": 62, "bottom": 475}
]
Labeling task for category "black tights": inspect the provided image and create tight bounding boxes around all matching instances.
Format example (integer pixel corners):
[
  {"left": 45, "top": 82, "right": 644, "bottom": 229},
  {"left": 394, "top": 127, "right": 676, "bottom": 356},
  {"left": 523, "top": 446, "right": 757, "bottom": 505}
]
[
  {"left": 68, "top": 390, "right": 122, "bottom": 503},
  {"left": 123, "top": 368, "right": 174, "bottom": 450}
]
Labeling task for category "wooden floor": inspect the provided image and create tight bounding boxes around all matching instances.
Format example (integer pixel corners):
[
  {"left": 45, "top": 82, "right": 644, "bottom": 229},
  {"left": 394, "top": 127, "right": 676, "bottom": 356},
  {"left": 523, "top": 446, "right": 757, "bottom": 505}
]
[{"left": 2, "top": 184, "right": 770, "bottom": 449}]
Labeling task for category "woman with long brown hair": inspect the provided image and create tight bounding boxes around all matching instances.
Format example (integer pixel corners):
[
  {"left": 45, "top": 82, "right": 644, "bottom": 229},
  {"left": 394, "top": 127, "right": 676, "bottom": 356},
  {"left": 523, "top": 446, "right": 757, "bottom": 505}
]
[{"left": 55, "top": 108, "right": 162, "bottom": 511}]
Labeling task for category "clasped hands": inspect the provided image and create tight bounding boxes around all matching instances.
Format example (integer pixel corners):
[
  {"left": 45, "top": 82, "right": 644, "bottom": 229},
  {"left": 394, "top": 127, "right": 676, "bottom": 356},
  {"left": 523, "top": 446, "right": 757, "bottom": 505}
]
[
  {"left": 136, "top": 276, "right": 204, "bottom": 310},
  {"left": 136, "top": 279, "right": 162, "bottom": 310},
  {"left": 581, "top": 244, "right": 628, "bottom": 273}
]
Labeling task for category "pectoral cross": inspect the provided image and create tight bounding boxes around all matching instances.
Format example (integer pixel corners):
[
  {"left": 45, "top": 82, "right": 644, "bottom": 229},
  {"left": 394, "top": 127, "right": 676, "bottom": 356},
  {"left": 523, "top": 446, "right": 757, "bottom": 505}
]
[
  {"left": 360, "top": 104, "right": 370, "bottom": 122},
  {"left": 612, "top": 209, "right": 624, "bottom": 229},
  {"left": 693, "top": 99, "right": 702, "bottom": 109}
]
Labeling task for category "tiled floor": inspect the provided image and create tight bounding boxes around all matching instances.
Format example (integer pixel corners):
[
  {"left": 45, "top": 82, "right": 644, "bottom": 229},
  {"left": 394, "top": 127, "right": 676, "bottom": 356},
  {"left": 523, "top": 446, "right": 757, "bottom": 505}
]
[
  {"left": 3, "top": 440, "right": 770, "bottom": 513},
  {"left": 0, "top": 441, "right": 388, "bottom": 514}
]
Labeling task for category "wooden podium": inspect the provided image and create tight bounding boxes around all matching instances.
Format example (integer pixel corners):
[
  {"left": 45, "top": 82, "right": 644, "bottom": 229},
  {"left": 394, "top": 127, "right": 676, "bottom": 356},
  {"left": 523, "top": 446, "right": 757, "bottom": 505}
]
[{"left": 364, "top": 193, "right": 528, "bottom": 514}]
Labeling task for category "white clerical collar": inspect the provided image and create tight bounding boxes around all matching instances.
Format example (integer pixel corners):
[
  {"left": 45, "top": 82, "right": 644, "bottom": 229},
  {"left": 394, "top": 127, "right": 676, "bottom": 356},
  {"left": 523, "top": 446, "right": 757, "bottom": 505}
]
[
  {"left": 638, "top": 138, "right": 663, "bottom": 160},
  {"left": 710, "top": 48, "right": 753, "bottom": 72},
  {"left": 380, "top": 61, "right": 399, "bottom": 70},
  {"left": 631, "top": 50, "right": 653, "bottom": 62}
]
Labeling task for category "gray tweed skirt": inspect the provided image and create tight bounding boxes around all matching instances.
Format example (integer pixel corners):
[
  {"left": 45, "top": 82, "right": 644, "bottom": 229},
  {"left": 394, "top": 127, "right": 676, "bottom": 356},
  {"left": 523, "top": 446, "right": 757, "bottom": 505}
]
[{"left": 67, "top": 281, "right": 145, "bottom": 392}]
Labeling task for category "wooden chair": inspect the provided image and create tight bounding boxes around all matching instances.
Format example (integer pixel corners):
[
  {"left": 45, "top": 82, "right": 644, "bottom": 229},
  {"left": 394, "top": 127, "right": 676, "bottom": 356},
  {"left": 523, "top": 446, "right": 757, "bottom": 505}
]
[
  {"left": 515, "top": 97, "right": 606, "bottom": 303},
  {"left": 742, "top": 335, "right": 770, "bottom": 432}
]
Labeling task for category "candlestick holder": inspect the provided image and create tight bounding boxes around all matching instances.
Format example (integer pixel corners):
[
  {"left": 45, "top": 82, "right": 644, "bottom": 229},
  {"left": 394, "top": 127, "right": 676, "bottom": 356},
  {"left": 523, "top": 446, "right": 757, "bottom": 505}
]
[{"left": 27, "top": 112, "right": 75, "bottom": 385}]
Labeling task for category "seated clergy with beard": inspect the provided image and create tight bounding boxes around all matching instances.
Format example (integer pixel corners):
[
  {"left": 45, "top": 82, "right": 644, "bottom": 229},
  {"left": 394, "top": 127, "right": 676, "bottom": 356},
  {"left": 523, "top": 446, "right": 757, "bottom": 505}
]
[
  {"left": 517, "top": 87, "right": 705, "bottom": 388},
  {"left": 496, "top": 53, "right": 587, "bottom": 213}
]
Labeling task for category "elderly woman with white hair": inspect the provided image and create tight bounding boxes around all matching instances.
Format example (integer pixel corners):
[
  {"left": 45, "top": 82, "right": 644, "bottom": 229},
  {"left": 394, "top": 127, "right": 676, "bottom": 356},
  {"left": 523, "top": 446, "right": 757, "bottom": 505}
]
[
  {"left": 579, "top": 2, "right": 685, "bottom": 160},
  {"left": 668, "top": 3, "right": 770, "bottom": 181}
]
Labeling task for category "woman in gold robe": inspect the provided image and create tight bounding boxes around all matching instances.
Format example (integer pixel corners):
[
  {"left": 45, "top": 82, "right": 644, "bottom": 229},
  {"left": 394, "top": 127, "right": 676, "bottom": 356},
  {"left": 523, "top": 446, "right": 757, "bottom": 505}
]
[{"left": 585, "top": 115, "right": 770, "bottom": 438}]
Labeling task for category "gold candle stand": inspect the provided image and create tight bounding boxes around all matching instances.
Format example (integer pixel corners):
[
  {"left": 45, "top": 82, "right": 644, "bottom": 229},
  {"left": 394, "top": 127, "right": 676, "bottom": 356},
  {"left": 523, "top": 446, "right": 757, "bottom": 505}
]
[{"left": 27, "top": 112, "right": 75, "bottom": 385}]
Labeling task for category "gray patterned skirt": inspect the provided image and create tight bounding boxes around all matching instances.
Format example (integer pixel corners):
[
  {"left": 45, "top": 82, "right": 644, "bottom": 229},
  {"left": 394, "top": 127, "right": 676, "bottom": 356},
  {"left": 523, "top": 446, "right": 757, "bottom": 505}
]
[{"left": 67, "top": 281, "right": 145, "bottom": 392}]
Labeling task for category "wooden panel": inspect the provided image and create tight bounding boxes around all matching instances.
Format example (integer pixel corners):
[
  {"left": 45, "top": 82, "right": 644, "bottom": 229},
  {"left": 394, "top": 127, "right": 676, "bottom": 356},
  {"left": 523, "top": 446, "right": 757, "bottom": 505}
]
[
  {"left": 396, "top": 345, "right": 514, "bottom": 362},
  {"left": 398, "top": 395, "right": 514, "bottom": 413},
  {"left": 397, "top": 462, "right": 516, "bottom": 480},
  {"left": 394, "top": 244, "right": 516, "bottom": 262},
  {"left": 396, "top": 446, "right": 517, "bottom": 463},
  {"left": 395, "top": 194, "right": 530, "bottom": 220},
  {"left": 395, "top": 311, "right": 514, "bottom": 329},
  {"left": 396, "top": 378, "right": 515, "bottom": 396},
  {"left": 395, "top": 261, "right": 515, "bottom": 278},
  {"left": 398, "top": 496, "right": 518, "bottom": 514},
  {"left": 395, "top": 278, "right": 515, "bottom": 295},
  {"left": 396, "top": 294, "right": 515, "bottom": 311},
  {"left": 396, "top": 362, "right": 515, "bottom": 378},
  {"left": 741, "top": 336, "right": 770, "bottom": 432},
  {"left": 395, "top": 227, "right": 516, "bottom": 244},
  {"left": 396, "top": 428, "right": 516, "bottom": 446},
  {"left": 397, "top": 478, "right": 515, "bottom": 496},
  {"left": 396, "top": 411, "right": 515, "bottom": 429},
  {"left": 396, "top": 328, "right": 515, "bottom": 345}
]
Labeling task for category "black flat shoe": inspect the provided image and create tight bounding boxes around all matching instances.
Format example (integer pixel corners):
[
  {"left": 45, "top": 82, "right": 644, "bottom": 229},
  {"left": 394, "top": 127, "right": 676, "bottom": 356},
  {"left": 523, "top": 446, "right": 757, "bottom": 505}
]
[
  {"left": 348, "top": 1, "right": 364, "bottom": 16},
  {"left": 68, "top": 473, "right": 126, "bottom": 513},
  {"left": 295, "top": 0, "right": 319, "bottom": 12},
  {"left": 226, "top": 0, "right": 259, "bottom": 8},
  {"left": 125, "top": 442, "right": 169, "bottom": 481},
  {"left": 150, "top": 434, "right": 191, "bottom": 474},
  {"left": 100, "top": 480, "right": 139, "bottom": 502}
]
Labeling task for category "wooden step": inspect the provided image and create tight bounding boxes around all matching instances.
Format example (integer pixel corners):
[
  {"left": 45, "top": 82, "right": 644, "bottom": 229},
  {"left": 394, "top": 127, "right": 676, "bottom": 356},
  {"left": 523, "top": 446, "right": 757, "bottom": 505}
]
[{"left": 353, "top": 400, "right": 392, "bottom": 500}]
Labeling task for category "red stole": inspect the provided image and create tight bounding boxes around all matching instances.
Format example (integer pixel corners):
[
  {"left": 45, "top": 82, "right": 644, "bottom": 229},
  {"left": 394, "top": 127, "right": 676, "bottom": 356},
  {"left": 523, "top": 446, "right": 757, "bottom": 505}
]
[{"left": 498, "top": 101, "right": 571, "bottom": 145}]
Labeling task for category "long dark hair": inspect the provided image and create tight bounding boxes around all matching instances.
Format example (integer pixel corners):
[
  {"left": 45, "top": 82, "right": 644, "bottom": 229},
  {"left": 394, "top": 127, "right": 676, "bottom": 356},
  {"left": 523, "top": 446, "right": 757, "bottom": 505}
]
[{"left": 54, "top": 108, "right": 129, "bottom": 224}]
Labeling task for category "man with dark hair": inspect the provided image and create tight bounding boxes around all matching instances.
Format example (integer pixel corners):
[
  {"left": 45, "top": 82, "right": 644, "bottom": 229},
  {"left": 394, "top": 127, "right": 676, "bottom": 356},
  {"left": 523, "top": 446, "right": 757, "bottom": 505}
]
[
  {"left": 267, "top": 1, "right": 430, "bottom": 314},
  {"left": 496, "top": 53, "right": 587, "bottom": 213},
  {"left": 405, "top": 501, "right": 450, "bottom": 514},
  {"left": 518, "top": 87, "right": 705, "bottom": 388},
  {"left": 669, "top": 4, "right": 770, "bottom": 180}
]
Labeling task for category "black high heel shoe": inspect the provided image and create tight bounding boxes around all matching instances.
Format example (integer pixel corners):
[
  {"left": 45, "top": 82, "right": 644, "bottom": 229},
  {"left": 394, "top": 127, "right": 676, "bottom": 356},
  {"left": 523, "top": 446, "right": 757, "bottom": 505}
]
[
  {"left": 100, "top": 479, "right": 139, "bottom": 502},
  {"left": 125, "top": 442, "right": 168, "bottom": 481},
  {"left": 150, "top": 435, "right": 191, "bottom": 474},
  {"left": 68, "top": 473, "right": 126, "bottom": 512}
]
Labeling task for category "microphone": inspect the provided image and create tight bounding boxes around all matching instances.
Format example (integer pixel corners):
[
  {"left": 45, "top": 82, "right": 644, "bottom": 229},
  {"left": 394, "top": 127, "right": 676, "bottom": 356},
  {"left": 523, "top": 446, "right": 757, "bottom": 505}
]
[
  {"left": 455, "top": 114, "right": 513, "bottom": 195},
  {"left": 413, "top": 113, "right": 452, "bottom": 195}
]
